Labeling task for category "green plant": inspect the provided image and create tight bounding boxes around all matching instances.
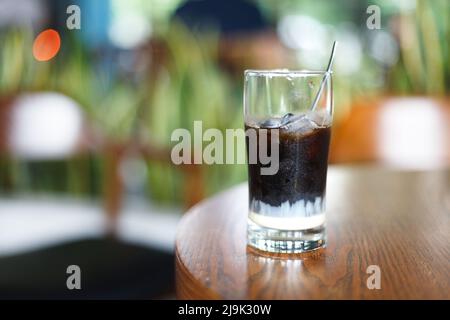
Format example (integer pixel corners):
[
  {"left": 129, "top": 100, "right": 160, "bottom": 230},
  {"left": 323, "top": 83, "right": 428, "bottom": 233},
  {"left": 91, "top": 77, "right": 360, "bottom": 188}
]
[
  {"left": 388, "top": 0, "right": 449, "bottom": 95},
  {"left": 143, "top": 24, "right": 247, "bottom": 204}
]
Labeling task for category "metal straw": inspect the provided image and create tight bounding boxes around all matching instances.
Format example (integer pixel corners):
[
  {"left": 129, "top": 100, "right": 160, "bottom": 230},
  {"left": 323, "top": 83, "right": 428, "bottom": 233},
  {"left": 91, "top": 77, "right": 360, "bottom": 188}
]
[{"left": 310, "top": 41, "right": 337, "bottom": 112}]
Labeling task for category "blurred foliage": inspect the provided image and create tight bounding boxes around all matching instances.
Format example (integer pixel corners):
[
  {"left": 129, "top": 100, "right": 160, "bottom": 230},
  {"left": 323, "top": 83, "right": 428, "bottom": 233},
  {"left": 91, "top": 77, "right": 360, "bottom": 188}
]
[
  {"left": 257, "top": 0, "right": 449, "bottom": 101},
  {"left": 0, "top": 29, "right": 143, "bottom": 141},
  {"left": 388, "top": 0, "right": 449, "bottom": 95},
  {"left": 0, "top": 29, "right": 140, "bottom": 197},
  {"left": 143, "top": 24, "right": 246, "bottom": 203}
]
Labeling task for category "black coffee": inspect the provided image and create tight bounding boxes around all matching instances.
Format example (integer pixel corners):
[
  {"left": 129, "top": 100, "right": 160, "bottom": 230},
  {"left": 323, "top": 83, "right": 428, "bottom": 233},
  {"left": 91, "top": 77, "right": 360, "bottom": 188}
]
[{"left": 246, "top": 120, "right": 331, "bottom": 209}]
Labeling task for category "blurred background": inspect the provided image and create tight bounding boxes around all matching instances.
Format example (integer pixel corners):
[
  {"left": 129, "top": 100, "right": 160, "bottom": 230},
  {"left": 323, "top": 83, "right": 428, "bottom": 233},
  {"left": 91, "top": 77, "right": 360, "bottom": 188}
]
[{"left": 0, "top": 0, "right": 448, "bottom": 299}]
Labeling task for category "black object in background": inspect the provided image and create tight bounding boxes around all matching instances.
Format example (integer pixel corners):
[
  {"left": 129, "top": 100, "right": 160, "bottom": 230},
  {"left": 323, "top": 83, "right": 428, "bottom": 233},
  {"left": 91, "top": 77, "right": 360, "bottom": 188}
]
[
  {"left": 0, "top": 238, "right": 174, "bottom": 299},
  {"left": 173, "top": 0, "right": 269, "bottom": 35}
]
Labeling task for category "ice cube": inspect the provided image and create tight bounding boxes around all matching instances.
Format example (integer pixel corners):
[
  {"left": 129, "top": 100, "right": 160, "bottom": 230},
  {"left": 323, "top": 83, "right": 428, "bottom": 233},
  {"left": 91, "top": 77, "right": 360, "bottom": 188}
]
[
  {"left": 281, "top": 113, "right": 317, "bottom": 134},
  {"left": 259, "top": 117, "right": 282, "bottom": 128},
  {"left": 281, "top": 113, "right": 294, "bottom": 124},
  {"left": 305, "top": 110, "right": 331, "bottom": 127}
]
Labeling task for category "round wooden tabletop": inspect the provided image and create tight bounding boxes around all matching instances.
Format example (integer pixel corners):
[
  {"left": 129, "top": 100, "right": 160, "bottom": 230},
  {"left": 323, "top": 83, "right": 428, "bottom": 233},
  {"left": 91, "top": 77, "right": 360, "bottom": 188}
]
[{"left": 175, "top": 166, "right": 450, "bottom": 299}]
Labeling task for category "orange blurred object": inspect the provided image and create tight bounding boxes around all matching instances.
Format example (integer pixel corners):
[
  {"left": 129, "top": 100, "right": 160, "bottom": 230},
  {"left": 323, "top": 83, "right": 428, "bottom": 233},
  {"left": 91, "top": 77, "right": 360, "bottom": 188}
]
[
  {"left": 330, "top": 97, "right": 450, "bottom": 169},
  {"left": 33, "top": 29, "right": 61, "bottom": 62}
]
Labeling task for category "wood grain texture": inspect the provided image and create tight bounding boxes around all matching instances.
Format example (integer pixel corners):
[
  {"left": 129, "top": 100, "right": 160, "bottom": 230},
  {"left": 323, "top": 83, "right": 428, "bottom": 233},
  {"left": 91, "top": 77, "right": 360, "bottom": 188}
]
[{"left": 176, "top": 166, "right": 450, "bottom": 299}]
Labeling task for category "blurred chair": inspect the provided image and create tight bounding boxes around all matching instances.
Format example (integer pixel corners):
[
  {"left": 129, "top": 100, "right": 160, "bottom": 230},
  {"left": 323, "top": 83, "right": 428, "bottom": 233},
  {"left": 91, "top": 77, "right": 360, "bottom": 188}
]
[{"left": 330, "top": 97, "right": 450, "bottom": 169}]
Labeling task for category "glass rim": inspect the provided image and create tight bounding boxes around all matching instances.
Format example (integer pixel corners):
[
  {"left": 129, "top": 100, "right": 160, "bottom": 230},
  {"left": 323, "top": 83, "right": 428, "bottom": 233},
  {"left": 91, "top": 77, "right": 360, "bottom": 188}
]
[{"left": 244, "top": 69, "right": 332, "bottom": 77}]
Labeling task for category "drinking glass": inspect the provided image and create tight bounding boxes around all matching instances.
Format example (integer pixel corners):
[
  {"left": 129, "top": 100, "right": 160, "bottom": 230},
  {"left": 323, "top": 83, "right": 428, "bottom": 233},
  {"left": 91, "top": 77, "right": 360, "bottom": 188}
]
[{"left": 244, "top": 69, "right": 333, "bottom": 253}]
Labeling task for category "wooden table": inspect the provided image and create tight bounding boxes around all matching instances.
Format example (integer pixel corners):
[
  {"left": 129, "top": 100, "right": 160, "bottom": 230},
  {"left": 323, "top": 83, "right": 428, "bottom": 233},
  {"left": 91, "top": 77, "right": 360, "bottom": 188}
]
[{"left": 175, "top": 166, "right": 450, "bottom": 299}]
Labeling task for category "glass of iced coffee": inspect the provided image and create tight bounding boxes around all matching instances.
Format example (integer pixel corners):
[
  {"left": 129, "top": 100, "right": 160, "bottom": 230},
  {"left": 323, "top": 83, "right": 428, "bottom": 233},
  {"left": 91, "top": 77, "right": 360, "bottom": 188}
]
[{"left": 244, "top": 69, "right": 333, "bottom": 253}]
